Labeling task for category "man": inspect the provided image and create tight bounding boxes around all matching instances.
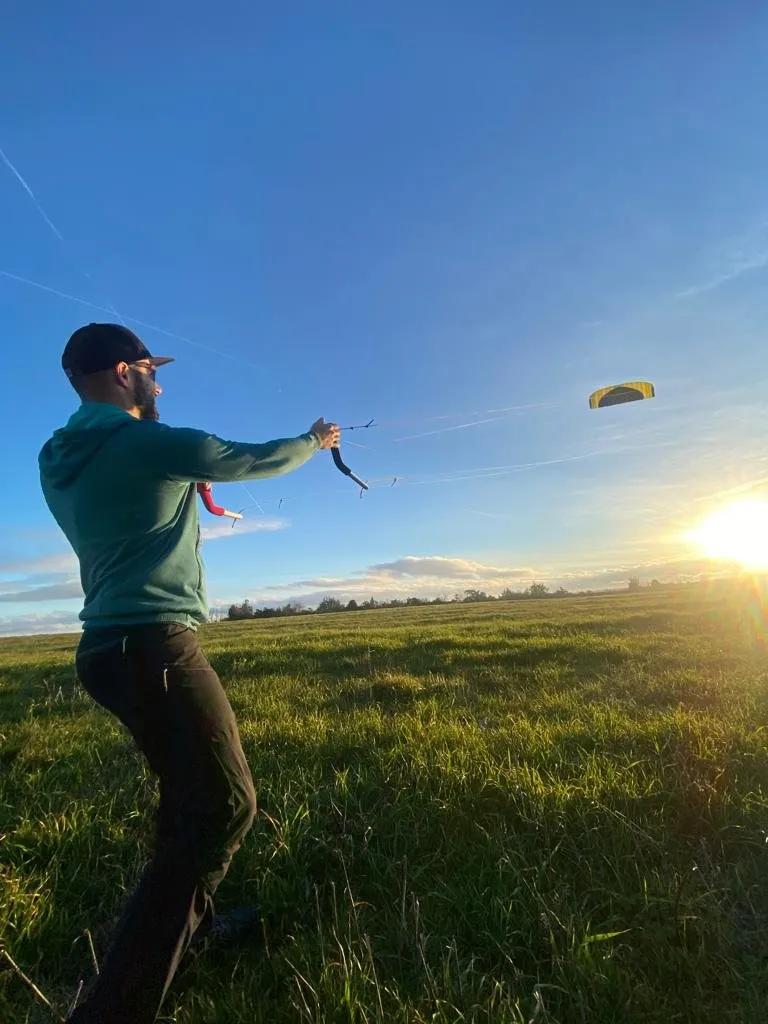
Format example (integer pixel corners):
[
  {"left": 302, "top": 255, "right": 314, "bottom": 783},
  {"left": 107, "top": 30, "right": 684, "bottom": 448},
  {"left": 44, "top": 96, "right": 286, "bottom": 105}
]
[{"left": 38, "top": 322, "right": 340, "bottom": 1024}]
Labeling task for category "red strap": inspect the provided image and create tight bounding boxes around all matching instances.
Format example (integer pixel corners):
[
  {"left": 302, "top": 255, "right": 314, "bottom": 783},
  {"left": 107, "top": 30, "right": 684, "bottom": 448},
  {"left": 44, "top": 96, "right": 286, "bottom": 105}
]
[{"left": 196, "top": 482, "right": 227, "bottom": 516}]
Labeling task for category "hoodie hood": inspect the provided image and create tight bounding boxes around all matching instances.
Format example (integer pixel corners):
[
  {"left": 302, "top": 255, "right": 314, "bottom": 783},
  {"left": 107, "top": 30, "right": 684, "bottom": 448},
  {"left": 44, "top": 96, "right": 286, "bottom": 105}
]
[{"left": 38, "top": 403, "right": 136, "bottom": 489}]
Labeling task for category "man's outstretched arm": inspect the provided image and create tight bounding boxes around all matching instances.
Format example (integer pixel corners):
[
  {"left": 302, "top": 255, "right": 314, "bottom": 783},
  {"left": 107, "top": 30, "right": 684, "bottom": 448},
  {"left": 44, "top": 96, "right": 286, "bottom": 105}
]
[{"left": 142, "top": 417, "right": 341, "bottom": 483}]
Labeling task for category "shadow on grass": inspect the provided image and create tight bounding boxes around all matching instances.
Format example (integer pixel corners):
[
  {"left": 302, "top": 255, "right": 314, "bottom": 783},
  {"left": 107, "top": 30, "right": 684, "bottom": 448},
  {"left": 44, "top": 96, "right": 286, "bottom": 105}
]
[
  {"left": 183, "top": 733, "right": 768, "bottom": 1023},
  {"left": 212, "top": 634, "right": 630, "bottom": 690},
  {"left": 4, "top": 705, "right": 768, "bottom": 1023}
]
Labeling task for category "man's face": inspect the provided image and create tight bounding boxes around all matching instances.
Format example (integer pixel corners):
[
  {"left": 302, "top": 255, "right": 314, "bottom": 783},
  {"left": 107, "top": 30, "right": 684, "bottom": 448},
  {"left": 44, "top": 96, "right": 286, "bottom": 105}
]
[{"left": 129, "top": 361, "right": 161, "bottom": 420}]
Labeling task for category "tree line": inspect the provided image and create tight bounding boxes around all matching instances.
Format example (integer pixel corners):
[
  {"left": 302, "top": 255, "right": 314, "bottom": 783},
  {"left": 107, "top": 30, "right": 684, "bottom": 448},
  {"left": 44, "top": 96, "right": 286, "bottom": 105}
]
[{"left": 222, "top": 580, "right": 668, "bottom": 620}]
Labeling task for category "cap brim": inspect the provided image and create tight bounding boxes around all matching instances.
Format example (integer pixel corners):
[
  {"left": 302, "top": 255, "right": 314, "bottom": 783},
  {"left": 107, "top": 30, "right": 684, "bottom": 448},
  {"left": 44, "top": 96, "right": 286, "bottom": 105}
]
[{"left": 150, "top": 356, "right": 175, "bottom": 367}]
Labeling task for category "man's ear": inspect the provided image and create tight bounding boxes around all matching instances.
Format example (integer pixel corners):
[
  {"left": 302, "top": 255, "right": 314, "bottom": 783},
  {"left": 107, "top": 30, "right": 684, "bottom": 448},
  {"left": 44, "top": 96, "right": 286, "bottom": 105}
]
[{"left": 114, "top": 361, "right": 132, "bottom": 390}]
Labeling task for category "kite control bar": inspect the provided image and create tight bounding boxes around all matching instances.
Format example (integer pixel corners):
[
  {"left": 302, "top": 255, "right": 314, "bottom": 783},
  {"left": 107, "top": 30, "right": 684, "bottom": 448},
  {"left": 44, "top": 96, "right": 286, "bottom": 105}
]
[
  {"left": 331, "top": 445, "right": 368, "bottom": 490},
  {"left": 196, "top": 482, "right": 243, "bottom": 520}
]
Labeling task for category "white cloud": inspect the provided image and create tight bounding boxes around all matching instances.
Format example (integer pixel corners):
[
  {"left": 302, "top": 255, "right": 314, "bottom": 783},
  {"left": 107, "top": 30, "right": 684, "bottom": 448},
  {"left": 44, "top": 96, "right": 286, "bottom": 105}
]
[
  {"left": 555, "top": 556, "right": 740, "bottom": 587},
  {"left": 0, "top": 517, "right": 286, "bottom": 604},
  {"left": 677, "top": 217, "right": 768, "bottom": 299},
  {"left": 201, "top": 517, "right": 287, "bottom": 541},
  {"left": 0, "top": 609, "right": 80, "bottom": 637},
  {"left": 0, "top": 549, "right": 83, "bottom": 604},
  {"left": 368, "top": 556, "right": 535, "bottom": 580},
  {"left": 0, "top": 548, "right": 743, "bottom": 634},
  {"left": 211, "top": 555, "right": 539, "bottom": 610},
  {"left": 677, "top": 253, "right": 768, "bottom": 299},
  {"left": 0, "top": 552, "right": 78, "bottom": 575},
  {"left": 210, "top": 551, "right": 738, "bottom": 611},
  {"left": 0, "top": 580, "right": 83, "bottom": 603}
]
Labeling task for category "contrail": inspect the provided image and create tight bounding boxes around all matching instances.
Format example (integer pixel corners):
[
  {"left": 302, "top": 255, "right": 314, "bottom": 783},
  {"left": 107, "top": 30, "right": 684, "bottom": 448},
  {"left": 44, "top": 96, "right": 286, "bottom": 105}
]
[
  {"left": 358, "top": 453, "right": 595, "bottom": 491},
  {"left": 0, "top": 270, "right": 107, "bottom": 314},
  {"left": 370, "top": 441, "right": 672, "bottom": 490},
  {"left": 0, "top": 269, "right": 265, "bottom": 368},
  {"left": 0, "top": 143, "right": 128, "bottom": 323},
  {"left": 397, "top": 454, "right": 594, "bottom": 486},
  {"left": 0, "top": 145, "right": 64, "bottom": 241},
  {"left": 394, "top": 414, "right": 517, "bottom": 443},
  {"left": 379, "top": 402, "right": 558, "bottom": 432},
  {"left": 466, "top": 508, "right": 509, "bottom": 519}
]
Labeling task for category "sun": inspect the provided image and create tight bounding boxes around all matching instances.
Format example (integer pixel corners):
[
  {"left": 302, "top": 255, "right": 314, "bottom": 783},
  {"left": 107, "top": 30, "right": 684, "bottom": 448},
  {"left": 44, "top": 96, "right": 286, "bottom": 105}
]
[{"left": 687, "top": 497, "right": 768, "bottom": 570}]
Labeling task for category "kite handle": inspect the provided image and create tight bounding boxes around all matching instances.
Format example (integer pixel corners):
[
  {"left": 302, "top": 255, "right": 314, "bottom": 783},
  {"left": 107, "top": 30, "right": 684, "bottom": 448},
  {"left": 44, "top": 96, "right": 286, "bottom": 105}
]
[{"left": 196, "top": 482, "right": 243, "bottom": 520}]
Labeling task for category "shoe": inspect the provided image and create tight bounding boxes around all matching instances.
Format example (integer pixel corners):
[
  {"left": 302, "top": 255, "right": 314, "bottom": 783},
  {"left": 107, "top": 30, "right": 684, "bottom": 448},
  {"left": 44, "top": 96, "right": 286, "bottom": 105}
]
[{"left": 189, "top": 904, "right": 262, "bottom": 954}]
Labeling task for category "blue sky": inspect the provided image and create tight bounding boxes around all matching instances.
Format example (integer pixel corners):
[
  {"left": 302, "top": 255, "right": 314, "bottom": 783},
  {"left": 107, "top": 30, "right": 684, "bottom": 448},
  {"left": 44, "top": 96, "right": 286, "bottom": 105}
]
[{"left": 2, "top": 2, "right": 768, "bottom": 634}]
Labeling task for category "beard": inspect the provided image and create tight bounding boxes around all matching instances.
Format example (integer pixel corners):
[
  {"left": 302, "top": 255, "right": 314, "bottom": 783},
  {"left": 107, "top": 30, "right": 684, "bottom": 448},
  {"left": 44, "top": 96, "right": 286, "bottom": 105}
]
[{"left": 132, "top": 369, "right": 159, "bottom": 421}]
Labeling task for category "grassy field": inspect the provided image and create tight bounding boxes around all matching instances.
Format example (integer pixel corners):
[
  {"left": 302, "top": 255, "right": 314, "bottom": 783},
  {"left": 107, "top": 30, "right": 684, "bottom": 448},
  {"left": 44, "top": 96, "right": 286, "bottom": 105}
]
[{"left": 2, "top": 587, "right": 768, "bottom": 1022}]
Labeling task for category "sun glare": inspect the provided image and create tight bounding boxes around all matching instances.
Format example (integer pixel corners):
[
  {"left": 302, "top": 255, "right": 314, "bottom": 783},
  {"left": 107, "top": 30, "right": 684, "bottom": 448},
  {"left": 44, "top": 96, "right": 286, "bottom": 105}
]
[{"left": 687, "top": 497, "right": 768, "bottom": 570}]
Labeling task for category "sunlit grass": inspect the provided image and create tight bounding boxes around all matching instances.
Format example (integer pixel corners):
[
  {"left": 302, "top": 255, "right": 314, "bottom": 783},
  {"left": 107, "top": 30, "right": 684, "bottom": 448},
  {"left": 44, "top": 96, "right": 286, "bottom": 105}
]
[{"left": 2, "top": 586, "right": 768, "bottom": 1022}]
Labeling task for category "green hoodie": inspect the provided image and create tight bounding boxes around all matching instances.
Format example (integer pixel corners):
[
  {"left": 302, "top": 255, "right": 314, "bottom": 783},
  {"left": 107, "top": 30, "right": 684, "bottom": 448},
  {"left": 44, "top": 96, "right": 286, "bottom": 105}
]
[{"left": 38, "top": 403, "right": 320, "bottom": 631}]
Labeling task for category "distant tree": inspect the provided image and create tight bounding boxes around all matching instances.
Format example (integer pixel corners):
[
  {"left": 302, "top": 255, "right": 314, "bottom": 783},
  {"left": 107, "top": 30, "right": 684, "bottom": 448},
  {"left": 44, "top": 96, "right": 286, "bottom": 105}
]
[
  {"left": 346, "top": 599, "right": 359, "bottom": 611},
  {"left": 463, "top": 589, "right": 490, "bottom": 603},
  {"left": 526, "top": 583, "right": 549, "bottom": 598},
  {"left": 554, "top": 587, "right": 569, "bottom": 597},
  {"left": 227, "top": 599, "right": 254, "bottom": 620},
  {"left": 317, "top": 597, "right": 345, "bottom": 613},
  {"left": 628, "top": 577, "right": 642, "bottom": 593},
  {"left": 253, "top": 605, "right": 280, "bottom": 618},
  {"left": 498, "top": 587, "right": 519, "bottom": 601}
]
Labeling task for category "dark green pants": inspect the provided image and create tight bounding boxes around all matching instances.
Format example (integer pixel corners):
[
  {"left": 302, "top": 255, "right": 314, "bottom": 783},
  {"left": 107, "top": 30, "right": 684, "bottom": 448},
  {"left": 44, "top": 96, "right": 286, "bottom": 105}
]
[{"left": 68, "top": 624, "right": 257, "bottom": 1024}]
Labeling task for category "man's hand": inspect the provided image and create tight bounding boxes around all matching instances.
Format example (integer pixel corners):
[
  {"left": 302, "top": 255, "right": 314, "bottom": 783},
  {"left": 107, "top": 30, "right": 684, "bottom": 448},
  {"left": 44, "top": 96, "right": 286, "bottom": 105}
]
[{"left": 309, "top": 418, "right": 341, "bottom": 449}]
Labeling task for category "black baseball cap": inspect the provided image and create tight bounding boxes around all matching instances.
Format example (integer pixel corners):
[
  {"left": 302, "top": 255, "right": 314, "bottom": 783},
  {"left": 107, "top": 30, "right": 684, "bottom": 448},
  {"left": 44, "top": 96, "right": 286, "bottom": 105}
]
[{"left": 62, "top": 323, "right": 175, "bottom": 378}]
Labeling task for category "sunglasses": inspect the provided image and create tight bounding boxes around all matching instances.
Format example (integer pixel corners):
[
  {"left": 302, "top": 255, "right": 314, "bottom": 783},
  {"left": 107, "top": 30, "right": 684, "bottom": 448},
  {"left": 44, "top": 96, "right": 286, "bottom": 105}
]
[{"left": 130, "top": 361, "right": 157, "bottom": 380}]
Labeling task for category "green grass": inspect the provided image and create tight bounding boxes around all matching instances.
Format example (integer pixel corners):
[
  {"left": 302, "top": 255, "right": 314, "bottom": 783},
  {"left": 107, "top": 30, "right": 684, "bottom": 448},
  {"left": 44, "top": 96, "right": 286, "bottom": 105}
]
[{"left": 2, "top": 587, "right": 768, "bottom": 1022}]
